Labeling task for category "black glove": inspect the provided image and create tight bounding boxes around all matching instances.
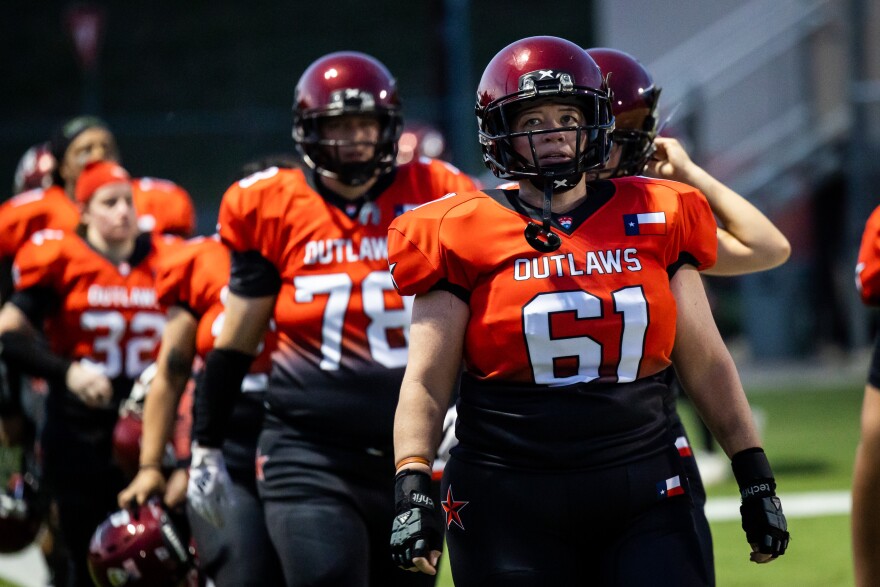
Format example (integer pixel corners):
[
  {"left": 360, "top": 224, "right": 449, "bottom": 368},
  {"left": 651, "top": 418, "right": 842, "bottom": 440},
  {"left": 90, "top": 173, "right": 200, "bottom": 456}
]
[
  {"left": 732, "top": 447, "right": 791, "bottom": 562},
  {"left": 390, "top": 469, "right": 442, "bottom": 570}
]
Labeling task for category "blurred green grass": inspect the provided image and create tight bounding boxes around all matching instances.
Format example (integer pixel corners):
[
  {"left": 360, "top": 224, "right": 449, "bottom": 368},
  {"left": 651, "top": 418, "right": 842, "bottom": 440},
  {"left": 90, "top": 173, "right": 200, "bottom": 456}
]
[{"left": 435, "top": 382, "right": 864, "bottom": 586}]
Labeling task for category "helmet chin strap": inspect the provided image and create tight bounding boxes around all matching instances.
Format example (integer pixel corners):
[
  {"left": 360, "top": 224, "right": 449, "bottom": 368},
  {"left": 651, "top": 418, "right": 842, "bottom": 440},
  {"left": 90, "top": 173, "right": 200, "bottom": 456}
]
[{"left": 523, "top": 173, "right": 581, "bottom": 253}]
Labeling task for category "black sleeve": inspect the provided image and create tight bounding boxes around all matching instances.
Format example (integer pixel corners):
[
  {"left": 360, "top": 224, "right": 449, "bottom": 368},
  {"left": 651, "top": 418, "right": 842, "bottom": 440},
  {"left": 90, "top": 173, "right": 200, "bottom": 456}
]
[
  {"left": 429, "top": 278, "right": 471, "bottom": 304},
  {"left": 9, "top": 287, "right": 59, "bottom": 327},
  {"left": 229, "top": 250, "right": 282, "bottom": 298},
  {"left": 666, "top": 252, "right": 701, "bottom": 280},
  {"left": 191, "top": 348, "right": 255, "bottom": 447},
  {"left": 869, "top": 333, "right": 880, "bottom": 388},
  {"left": 0, "top": 330, "right": 71, "bottom": 381}
]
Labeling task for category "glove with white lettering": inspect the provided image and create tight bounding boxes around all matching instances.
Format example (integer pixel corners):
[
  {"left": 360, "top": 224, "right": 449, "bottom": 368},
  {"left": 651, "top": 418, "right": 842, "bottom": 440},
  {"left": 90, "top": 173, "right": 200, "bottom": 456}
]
[
  {"left": 187, "top": 443, "right": 234, "bottom": 528},
  {"left": 732, "top": 447, "right": 790, "bottom": 562},
  {"left": 391, "top": 469, "right": 443, "bottom": 570}
]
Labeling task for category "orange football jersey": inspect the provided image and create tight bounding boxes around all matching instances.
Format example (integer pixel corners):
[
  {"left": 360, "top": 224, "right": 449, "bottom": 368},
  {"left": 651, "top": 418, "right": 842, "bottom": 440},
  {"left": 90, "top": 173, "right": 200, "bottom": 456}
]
[
  {"left": 388, "top": 177, "right": 718, "bottom": 386},
  {"left": 155, "top": 234, "right": 274, "bottom": 377},
  {"left": 857, "top": 204, "right": 880, "bottom": 305},
  {"left": 0, "top": 186, "right": 79, "bottom": 262},
  {"left": 12, "top": 230, "right": 166, "bottom": 381},
  {"left": 217, "top": 160, "right": 476, "bottom": 446},
  {"left": 132, "top": 177, "right": 196, "bottom": 237}
]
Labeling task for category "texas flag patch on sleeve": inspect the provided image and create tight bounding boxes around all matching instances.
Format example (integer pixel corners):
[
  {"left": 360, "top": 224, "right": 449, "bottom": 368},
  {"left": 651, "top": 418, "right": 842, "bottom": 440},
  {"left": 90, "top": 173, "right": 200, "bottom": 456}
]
[
  {"left": 656, "top": 475, "right": 685, "bottom": 499},
  {"left": 624, "top": 212, "right": 667, "bottom": 236}
]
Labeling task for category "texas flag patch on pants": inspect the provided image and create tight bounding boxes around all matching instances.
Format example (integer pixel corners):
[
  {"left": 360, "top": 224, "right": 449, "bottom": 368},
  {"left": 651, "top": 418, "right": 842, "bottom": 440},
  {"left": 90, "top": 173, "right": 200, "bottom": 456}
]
[
  {"left": 675, "top": 436, "right": 693, "bottom": 457},
  {"left": 656, "top": 475, "right": 685, "bottom": 499},
  {"left": 624, "top": 212, "right": 667, "bottom": 235}
]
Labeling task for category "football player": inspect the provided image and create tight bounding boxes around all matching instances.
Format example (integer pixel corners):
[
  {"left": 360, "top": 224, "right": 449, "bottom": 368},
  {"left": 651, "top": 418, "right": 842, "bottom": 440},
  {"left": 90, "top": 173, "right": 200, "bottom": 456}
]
[
  {"left": 185, "top": 51, "right": 476, "bottom": 587},
  {"left": 388, "top": 36, "right": 789, "bottom": 585},
  {"left": 117, "top": 211, "right": 286, "bottom": 585},
  {"left": 852, "top": 204, "right": 880, "bottom": 587},
  {"left": 587, "top": 46, "right": 791, "bottom": 585},
  {"left": 0, "top": 161, "right": 170, "bottom": 587}
]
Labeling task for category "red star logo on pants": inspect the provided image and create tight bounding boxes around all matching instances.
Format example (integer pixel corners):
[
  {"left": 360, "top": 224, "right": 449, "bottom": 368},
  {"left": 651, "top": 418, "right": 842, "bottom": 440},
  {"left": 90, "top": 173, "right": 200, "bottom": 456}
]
[{"left": 441, "top": 486, "right": 469, "bottom": 530}]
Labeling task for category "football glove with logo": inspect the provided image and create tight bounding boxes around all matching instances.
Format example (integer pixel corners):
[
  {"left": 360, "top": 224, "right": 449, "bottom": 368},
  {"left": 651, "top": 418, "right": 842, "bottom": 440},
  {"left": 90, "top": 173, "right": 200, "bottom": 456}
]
[
  {"left": 732, "top": 447, "right": 790, "bottom": 562},
  {"left": 390, "top": 469, "right": 442, "bottom": 570},
  {"left": 187, "top": 443, "right": 234, "bottom": 528}
]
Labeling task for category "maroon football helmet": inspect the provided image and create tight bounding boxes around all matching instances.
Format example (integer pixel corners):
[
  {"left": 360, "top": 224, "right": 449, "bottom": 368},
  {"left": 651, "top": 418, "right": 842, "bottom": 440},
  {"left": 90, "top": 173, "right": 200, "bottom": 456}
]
[
  {"left": 88, "top": 498, "right": 192, "bottom": 587},
  {"left": 13, "top": 142, "right": 56, "bottom": 194},
  {"left": 587, "top": 48, "right": 661, "bottom": 177},
  {"left": 476, "top": 36, "right": 614, "bottom": 182},
  {"left": 0, "top": 469, "right": 42, "bottom": 553},
  {"left": 293, "top": 51, "right": 403, "bottom": 186}
]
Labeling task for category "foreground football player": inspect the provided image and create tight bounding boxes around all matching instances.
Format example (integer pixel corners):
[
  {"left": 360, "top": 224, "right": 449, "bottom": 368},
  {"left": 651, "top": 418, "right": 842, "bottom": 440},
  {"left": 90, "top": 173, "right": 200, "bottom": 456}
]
[
  {"left": 852, "top": 205, "right": 880, "bottom": 587},
  {"left": 588, "top": 46, "right": 791, "bottom": 585},
  {"left": 0, "top": 161, "right": 168, "bottom": 587},
  {"left": 388, "top": 36, "right": 789, "bottom": 586},
  {"left": 186, "top": 51, "right": 475, "bottom": 587}
]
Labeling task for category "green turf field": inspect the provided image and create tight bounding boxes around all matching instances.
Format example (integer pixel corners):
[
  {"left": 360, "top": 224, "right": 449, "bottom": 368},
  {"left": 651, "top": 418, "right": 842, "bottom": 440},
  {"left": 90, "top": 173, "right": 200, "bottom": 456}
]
[{"left": 434, "top": 382, "right": 864, "bottom": 586}]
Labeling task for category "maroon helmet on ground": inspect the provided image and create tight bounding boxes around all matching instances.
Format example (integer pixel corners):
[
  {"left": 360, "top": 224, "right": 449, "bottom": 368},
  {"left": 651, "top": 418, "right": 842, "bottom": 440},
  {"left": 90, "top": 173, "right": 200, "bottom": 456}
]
[
  {"left": 0, "top": 469, "right": 42, "bottom": 553},
  {"left": 87, "top": 498, "right": 192, "bottom": 587},
  {"left": 293, "top": 51, "right": 403, "bottom": 186},
  {"left": 13, "top": 142, "right": 56, "bottom": 194},
  {"left": 587, "top": 48, "right": 661, "bottom": 177},
  {"left": 475, "top": 36, "right": 615, "bottom": 182}
]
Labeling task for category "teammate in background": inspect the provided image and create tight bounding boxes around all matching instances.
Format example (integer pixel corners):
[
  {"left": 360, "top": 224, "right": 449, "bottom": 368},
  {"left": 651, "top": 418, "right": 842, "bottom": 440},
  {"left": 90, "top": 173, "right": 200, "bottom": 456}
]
[
  {"left": 184, "top": 51, "right": 475, "bottom": 587},
  {"left": 587, "top": 46, "right": 791, "bottom": 585},
  {"left": 852, "top": 205, "right": 880, "bottom": 586},
  {"left": 0, "top": 161, "right": 168, "bottom": 587},
  {"left": 115, "top": 161, "right": 300, "bottom": 587},
  {"left": 0, "top": 116, "right": 195, "bottom": 301},
  {"left": 12, "top": 142, "right": 56, "bottom": 195},
  {"left": 388, "top": 36, "right": 789, "bottom": 585}
]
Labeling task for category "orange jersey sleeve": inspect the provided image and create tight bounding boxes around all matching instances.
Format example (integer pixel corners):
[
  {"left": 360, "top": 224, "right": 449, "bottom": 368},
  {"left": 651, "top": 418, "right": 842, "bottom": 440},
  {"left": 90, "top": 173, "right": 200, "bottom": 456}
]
[
  {"left": 857, "top": 204, "right": 880, "bottom": 305},
  {"left": 0, "top": 186, "right": 79, "bottom": 262},
  {"left": 132, "top": 177, "right": 197, "bottom": 238},
  {"left": 388, "top": 178, "right": 717, "bottom": 385},
  {"left": 13, "top": 232, "right": 165, "bottom": 379}
]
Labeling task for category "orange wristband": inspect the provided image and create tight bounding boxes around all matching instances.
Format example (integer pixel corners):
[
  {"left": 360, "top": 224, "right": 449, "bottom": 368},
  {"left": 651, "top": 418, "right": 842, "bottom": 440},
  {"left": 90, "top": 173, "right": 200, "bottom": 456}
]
[{"left": 395, "top": 456, "right": 431, "bottom": 472}]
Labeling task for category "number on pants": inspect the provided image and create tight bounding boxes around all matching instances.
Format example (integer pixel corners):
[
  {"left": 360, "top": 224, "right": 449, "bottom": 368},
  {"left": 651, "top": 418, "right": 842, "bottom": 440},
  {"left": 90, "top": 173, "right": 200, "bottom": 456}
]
[
  {"left": 293, "top": 271, "right": 412, "bottom": 370},
  {"left": 523, "top": 287, "right": 647, "bottom": 385},
  {"left": 80, "top": 311, "right": 165, "bottom": 378}
]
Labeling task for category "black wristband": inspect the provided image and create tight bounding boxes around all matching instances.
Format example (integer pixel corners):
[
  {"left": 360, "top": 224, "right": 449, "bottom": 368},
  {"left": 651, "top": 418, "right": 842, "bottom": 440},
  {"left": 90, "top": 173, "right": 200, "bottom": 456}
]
[
  {"left": 731, "top": 447, "right": 776, "bottom": 499},
  {"left": 0, "top": 331, "right": 72, "bottom": 382},
  {"left": 394, "top": 469, "right": 435, "bottom": 513},
  {"left": 191, "top": 348, "right": 254, "bottom": 447}
]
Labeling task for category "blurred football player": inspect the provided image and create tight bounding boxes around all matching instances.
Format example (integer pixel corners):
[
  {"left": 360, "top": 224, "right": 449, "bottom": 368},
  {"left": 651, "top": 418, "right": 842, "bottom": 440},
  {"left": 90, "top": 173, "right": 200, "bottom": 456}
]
[
  {"left": 388, "top": 36, "right": 789, "bottom": 585},
  {"left": 117, "top": 160, "right": 295, "bottom": 586},
  {"left": 0, "top": 161, "right": 171, "bottom": 587},
  {"left": 186, "top": 51, "right": 476, "bottom": 587},
  {"left": 852, "top": 205, "right": 880, "bottom": 587},
  {"left": 587, "top": 46, "right": 791, "bottom": 585}
]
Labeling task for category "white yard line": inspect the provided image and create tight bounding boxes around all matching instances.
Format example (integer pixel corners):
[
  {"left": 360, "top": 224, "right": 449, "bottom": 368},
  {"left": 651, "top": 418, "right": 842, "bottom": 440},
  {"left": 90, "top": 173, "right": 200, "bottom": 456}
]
[{"left": 705, "top": 490, "right": 851, "bottom": 522}]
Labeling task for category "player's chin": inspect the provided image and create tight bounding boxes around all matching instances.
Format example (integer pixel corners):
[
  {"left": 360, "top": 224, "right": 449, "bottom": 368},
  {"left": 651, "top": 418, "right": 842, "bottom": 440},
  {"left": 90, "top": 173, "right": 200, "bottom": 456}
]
[{"left": 413, "top": 557, "right": 438, "bottom": 575}]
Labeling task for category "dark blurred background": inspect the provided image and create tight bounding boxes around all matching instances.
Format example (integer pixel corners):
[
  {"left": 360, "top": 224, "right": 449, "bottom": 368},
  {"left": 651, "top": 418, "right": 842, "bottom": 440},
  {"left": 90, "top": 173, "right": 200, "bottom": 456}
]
[{"left": 0, "top": 0, "right": 596, "bottom": 233}]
